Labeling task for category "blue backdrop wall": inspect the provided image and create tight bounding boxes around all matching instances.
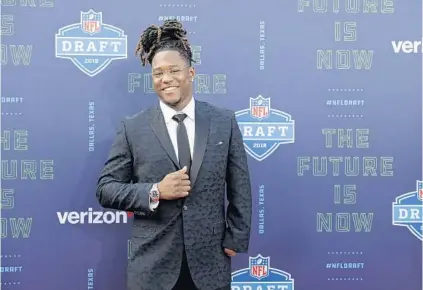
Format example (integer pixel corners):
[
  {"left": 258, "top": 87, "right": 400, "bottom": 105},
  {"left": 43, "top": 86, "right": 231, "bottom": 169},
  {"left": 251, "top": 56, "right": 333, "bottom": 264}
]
[{"left": 1, "top": 0, "right": 422, "bottom": 289}]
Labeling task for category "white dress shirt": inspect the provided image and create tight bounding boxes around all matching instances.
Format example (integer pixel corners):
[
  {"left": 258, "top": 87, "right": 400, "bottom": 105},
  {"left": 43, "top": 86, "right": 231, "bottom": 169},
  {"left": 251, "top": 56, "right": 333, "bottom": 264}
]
[{"left": 149, "top": 97, "right": 196, "bottom": 210}]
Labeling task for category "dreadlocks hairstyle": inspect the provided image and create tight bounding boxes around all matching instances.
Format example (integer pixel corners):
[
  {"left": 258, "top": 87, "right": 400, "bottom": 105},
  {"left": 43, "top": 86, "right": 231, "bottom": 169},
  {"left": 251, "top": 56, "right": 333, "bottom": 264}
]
[{"left": 135, "top": 20, "right": 194, "bottom": 66}]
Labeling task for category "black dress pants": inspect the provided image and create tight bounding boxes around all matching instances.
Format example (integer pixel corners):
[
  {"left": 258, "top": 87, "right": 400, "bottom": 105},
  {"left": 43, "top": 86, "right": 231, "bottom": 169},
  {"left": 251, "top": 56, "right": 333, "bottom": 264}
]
[
  {"left": 172, "top": 248, "right": 197, "bottom": 290},
  {"left": 172, "top": 249, "right": 230, "bottom": 290}
]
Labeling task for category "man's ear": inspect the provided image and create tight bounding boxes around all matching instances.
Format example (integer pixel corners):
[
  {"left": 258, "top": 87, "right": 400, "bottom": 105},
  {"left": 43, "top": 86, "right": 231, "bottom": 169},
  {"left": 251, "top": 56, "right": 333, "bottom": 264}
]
[{"left": 188, "top": 66, "right": 195, "bottom": 81}]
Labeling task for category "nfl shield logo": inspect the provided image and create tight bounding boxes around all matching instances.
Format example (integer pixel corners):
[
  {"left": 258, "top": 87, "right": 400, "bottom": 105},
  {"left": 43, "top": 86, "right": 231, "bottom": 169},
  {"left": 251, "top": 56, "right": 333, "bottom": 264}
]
[
  {"left": 249, "top": 254, "right": 270, "bottom": 280},
  {"left": 250, "top": 96, "right": 270, "bottom": 121},
  {"left": 417, "top": 180, "right": 423, "bottom": 201},
  {"left": 81, "top": 10, "right": 102, "bottom": 35}
]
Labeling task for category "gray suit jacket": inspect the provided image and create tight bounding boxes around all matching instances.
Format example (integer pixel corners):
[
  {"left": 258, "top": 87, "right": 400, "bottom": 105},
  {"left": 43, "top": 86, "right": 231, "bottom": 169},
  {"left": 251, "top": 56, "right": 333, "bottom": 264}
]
[{"left": 96, "top": 100, "right": 252, "bottom": 290}]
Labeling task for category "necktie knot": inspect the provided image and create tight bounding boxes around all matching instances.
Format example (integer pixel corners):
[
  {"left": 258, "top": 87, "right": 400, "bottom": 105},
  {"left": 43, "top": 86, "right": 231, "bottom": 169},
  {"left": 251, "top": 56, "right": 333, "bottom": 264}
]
[{"left": 172, "top": 113, "right": 187, "bottom": 123}]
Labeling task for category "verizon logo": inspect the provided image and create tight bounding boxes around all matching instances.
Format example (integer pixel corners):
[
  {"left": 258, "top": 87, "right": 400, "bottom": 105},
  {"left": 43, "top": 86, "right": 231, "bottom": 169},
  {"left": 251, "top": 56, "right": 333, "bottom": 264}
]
[
  {"left": 391, "top": 40, "right": 422, "bottom": 53},
  {"left": 57, "top": 208, "right": 129, "bottom": 224}
]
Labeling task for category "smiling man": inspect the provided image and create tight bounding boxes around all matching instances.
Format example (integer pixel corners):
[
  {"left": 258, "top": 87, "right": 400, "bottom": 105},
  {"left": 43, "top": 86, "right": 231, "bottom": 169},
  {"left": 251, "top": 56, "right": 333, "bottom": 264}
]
[{"left": 96, "top": 20, "right": 252, "bottom": 290}]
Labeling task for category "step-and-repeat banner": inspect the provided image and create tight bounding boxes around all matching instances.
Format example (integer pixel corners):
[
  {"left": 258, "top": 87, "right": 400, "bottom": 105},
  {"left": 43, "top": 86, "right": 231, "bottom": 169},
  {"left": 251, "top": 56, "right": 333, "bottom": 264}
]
[{"left": 2, "top": 0, "right": 422, "bottom": 289}]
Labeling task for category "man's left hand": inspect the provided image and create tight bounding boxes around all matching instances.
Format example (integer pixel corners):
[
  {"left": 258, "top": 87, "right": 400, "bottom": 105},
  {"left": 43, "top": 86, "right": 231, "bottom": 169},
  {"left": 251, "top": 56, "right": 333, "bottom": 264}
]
[{"left": 224, "top": 248, "right": 236, "bottom": 257}]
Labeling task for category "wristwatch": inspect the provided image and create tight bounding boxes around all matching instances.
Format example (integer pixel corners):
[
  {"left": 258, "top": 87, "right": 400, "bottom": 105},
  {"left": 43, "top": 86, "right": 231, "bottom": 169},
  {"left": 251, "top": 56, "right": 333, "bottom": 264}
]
[{"left": 150, "top": 183, "right": 160, "bottom": 203}]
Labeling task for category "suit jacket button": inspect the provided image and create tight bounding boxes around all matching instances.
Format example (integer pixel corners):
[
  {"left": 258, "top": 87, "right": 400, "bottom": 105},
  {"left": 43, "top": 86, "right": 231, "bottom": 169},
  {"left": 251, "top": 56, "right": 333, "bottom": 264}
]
[{"left": 183, "top": 205, "right": 188, "bottom": 211}]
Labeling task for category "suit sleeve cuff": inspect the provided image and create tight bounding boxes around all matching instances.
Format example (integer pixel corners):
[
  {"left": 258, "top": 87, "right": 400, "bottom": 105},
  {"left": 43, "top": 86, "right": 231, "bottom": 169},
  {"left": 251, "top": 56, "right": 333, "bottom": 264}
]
[{"left": 223, "top": 230, "right": 249, "bottom": 253}]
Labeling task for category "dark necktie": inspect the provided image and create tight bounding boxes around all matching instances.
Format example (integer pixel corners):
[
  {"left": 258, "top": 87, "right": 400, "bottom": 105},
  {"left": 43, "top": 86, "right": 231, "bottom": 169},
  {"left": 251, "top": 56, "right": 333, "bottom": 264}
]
[{"left": 172, "top": 113, "right": 191, "bottom": 176}]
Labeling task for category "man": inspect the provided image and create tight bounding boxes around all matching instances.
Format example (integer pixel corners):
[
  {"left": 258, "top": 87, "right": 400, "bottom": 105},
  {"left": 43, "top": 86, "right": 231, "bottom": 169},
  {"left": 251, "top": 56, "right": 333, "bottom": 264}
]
[{"left": 96, "top": 19, "right": 252, "bottom": 290}]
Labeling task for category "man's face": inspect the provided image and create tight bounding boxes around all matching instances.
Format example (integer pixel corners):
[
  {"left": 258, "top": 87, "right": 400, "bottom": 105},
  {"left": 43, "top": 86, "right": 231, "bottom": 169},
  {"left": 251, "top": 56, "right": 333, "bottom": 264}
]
[{"left": 151, "top": 50, "right": 195, "bottom": 109}]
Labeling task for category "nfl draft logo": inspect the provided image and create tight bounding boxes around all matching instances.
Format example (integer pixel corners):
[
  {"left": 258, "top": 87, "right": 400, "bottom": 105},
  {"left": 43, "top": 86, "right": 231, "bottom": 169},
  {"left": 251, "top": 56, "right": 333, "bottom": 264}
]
[
  {"left": 250, "top": 255, "right": 269, "bottom": 279},
  {"left": 55, "top": 10, "right": 128, "bottom": 77},
  {"left": 392, "top": 180, "right": 423, "bottom": 241},
  {"left": 81, "top": 11, "right": 101, "bottom": 35},
  {"left": 250, "top": 97, "right": 270, "bottom": 120},
  {"left": 235, "top": 95, "right": 295, "bottom": 161},
  {"left": 231, "top": 254, "right": 294, "bottom": 289}
]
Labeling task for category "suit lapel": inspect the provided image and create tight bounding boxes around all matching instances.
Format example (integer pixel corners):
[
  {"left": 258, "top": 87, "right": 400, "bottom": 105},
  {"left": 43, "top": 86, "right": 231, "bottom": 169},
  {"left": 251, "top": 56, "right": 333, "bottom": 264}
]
[
  {"left": 149, "top": 105, "right": 180, "bottom": 168},
  {"left": 190, "top": 101, "right": 210, "bottom": 187}
]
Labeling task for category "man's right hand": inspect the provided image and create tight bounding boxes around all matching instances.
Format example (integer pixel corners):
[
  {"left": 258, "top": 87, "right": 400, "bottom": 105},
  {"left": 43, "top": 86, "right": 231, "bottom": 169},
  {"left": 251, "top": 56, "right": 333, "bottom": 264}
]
[{"left": 157, "top": 166, "right": 190, "bottom": 200}]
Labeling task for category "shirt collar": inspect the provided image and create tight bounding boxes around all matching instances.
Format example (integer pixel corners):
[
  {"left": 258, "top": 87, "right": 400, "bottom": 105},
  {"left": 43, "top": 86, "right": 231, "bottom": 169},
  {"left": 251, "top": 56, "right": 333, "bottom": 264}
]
[{"left": 159, "top": 97, "right": 195, "bottom": 124}]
